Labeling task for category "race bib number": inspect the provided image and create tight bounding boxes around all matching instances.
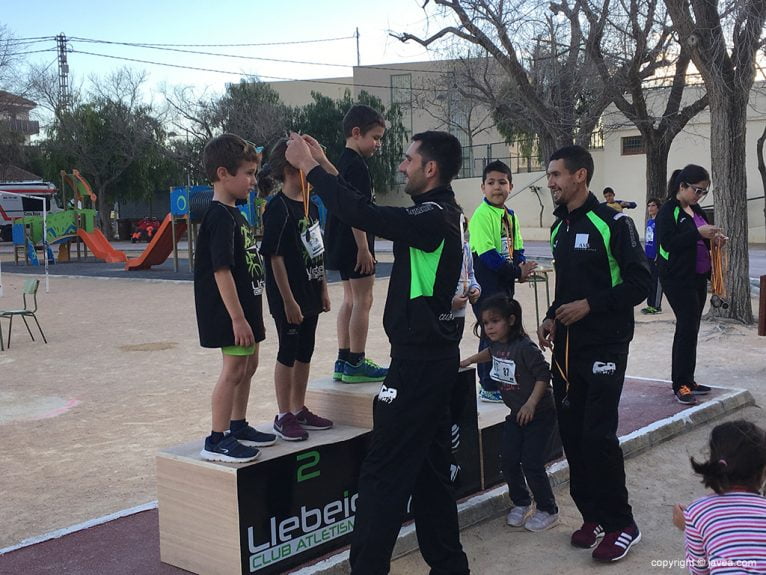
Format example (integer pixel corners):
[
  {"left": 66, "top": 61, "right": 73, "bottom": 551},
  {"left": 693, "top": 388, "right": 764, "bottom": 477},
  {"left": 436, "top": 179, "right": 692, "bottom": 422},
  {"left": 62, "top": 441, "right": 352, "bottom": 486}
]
[
  {"left": 490, "top": 357, "right": 517, "bottom": 386},
  {"left": 301, "top": 221, "right": 324, "bottom": 259},
  {"left": 501, "top": 236, "right": 512, "bottom": 261}
]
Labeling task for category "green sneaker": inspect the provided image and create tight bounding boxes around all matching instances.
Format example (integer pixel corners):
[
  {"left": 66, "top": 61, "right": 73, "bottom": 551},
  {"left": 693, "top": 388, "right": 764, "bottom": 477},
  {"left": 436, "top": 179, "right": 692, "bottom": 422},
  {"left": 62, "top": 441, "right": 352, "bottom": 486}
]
[
  {"left": 341, "top": 358, "right": 388, "bottom": 383},
  {"left": 333, "top": 359, "right": 346, "bottom": 381}
]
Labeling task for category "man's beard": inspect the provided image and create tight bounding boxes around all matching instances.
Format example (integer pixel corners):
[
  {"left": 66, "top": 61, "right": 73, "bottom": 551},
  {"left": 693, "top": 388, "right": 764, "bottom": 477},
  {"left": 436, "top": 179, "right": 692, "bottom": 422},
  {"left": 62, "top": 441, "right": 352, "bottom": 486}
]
[{"left": 404, "top": 180, "right": 421, "bottom": 196}]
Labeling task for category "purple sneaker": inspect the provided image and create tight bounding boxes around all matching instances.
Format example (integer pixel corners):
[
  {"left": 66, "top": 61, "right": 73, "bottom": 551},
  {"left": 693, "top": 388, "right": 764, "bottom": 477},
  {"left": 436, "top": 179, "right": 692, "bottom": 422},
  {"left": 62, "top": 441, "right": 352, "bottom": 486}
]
[
  {"left": 295, "top": 406, "right": 333, "bottom": 430},
  {"left": 273, "top": 413, "right": 308, "bottom": 441}
]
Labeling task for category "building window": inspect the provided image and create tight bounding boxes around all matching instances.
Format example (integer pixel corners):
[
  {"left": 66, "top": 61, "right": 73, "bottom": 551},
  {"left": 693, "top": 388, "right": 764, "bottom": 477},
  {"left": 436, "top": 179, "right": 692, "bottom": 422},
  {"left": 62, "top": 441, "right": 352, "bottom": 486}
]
[{"left": 621, "top": 135, "right": 645, "bottom": 155}]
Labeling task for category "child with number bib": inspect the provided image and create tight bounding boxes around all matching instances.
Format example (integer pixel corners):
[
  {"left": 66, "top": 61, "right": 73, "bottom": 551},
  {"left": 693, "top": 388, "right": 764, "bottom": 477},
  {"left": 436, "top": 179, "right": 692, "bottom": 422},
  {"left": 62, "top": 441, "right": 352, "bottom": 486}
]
[
  {"left": 460, "top": 294, "right": 559, "bottom": 531},
  {"left": 259, "top": 138, "right": 333, "bottom": 441}
]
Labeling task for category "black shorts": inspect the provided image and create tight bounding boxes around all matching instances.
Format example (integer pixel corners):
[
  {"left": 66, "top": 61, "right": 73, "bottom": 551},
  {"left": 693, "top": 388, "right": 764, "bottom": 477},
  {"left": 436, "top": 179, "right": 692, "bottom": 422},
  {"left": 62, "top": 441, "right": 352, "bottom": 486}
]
[
  {"left": 339, "top": 263, "right": 376, "bottom": 281},
  {"left": 272, "top": 313, "right": 319, "bottom": 367}
]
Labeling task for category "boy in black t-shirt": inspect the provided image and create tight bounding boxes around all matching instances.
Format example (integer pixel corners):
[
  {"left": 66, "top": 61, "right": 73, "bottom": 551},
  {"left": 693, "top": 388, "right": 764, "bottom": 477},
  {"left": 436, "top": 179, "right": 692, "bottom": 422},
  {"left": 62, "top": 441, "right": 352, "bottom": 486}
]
[
  {"left": 259, "top": 139, "right": 333, "bottom": 441},
  {"left": 195, "top": 133, "right": 276, "bottom": 463},
  {"left": 325, "top": 105, "right": 388, "bottom": 384}
]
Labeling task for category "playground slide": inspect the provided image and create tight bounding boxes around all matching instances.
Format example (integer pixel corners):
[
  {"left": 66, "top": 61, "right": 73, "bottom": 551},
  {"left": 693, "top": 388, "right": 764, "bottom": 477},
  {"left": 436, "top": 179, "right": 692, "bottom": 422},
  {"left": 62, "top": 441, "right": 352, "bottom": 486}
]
[
  {"left": 75, "top": 228, "right": 128, "bottom": 263},
  {"left": 125, "top": 213, "right": 187, "bottom": 271}
]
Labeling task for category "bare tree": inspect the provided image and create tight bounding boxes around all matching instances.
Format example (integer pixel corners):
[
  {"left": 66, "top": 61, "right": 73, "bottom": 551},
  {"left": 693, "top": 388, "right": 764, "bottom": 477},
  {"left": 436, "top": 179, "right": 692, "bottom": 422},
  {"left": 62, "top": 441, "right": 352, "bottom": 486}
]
[
  {"left": 22, "top": 62, "right": 62, "bottom": 115},
  {"left": 572, "top": 0, "right": 709, "bottom": 203},
  {"left": 0, "top": 25, "right": 23, "bottom": 90},
  {"left": 395, "top": 0, "right": 612, "bottom": 161},
  {"left": 665, "top": 0, "right": 766, "bottom": 323},
  {"left": 411, "top": 61, "right": 495, "bottom": 151},
  {"left": 163, "top": 79, "right": 288, "bottom": 183}
]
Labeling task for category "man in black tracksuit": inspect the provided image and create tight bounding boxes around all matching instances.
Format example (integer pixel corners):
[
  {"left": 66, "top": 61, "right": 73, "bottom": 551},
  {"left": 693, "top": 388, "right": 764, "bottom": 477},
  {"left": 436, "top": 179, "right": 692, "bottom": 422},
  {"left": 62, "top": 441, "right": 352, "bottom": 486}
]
[
  {"left": 538, "top": 146, "right": 650, "bottom": 563},
  {"left": 286, "top": 131, "right": 470, "bottom": 575}
]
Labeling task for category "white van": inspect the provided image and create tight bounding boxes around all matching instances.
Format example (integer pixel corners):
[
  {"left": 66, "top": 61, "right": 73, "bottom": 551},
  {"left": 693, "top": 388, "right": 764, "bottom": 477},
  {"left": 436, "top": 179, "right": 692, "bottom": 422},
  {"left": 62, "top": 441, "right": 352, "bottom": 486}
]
[{"left": 0, "top": 181, "right": 61, "bottom": 241}]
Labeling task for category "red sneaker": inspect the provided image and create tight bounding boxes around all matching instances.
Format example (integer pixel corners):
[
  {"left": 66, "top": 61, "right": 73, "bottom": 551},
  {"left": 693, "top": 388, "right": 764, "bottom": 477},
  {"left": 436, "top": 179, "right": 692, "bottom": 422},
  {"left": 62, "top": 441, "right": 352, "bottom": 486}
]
[
  {"left": 592, "top": 523, "right": 641, "bottom": 562},
  {"left": 571, "top": 522, "right": 604, "bottom": 548}
]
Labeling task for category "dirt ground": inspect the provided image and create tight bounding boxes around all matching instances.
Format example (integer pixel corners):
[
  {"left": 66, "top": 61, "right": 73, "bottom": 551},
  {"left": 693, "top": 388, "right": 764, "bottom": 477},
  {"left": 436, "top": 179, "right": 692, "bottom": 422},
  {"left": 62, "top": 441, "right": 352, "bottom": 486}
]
[{"left": 0, "top": 257, "right": 764, "bottom": 574}]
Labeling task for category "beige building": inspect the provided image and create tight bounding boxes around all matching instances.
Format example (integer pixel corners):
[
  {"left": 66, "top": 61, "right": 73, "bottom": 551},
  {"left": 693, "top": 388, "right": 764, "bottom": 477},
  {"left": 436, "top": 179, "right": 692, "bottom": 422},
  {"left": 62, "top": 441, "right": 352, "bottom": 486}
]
[{"left": 269, "top": 64, "right": 766, "bottom": 244}]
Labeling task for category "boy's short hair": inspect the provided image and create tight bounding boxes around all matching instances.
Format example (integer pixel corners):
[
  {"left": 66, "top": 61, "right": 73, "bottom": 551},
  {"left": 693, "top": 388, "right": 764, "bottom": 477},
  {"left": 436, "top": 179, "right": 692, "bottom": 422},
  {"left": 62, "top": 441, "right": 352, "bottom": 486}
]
[
  {"left": 482, "top": 160, "right": 512, "bottom": 183},
  {"left": 203, "top": 133, "right": 260, "bottom": 183},
  {"left": 603, "top": 187, "right": 615, "bottom": 197},
  {"left": 549, "top": 145, "right": 594, "bottom": 185},
  {"left": 343, "top": 105, "right": 386, "bottom": 138},
  {"left": 647, "top": 197, "right": 661, "bottom": 208}
]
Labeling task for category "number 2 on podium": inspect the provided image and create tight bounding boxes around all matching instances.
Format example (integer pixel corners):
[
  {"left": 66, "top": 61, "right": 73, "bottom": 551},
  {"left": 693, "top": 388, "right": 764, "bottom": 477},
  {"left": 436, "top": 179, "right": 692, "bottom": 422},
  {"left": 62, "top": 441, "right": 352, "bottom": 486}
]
[{"left": 297, "top": 450, "right": 320, "bottom": 482}]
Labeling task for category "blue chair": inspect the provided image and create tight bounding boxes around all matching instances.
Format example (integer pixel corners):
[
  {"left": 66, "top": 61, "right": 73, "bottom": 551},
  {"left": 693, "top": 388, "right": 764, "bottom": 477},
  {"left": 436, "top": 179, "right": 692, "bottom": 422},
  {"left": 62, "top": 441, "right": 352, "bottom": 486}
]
[{"left": 0, "top": 279, "right": 47, "bottom": 349}]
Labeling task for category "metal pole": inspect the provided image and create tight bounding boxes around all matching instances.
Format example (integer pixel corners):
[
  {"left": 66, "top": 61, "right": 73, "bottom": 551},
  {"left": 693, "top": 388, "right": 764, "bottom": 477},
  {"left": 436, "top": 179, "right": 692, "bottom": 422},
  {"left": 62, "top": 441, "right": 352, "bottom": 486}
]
[
  {"left": 759, "top": 275, "right": 765, "bottom": 336},
  {"left": 172, "top": 214, "right": 179, "bottom": 273},
  {"left": 43, "top": 198, "right": 49, "bottom": 293},
  {"left": 187, "top": 216, "right": 193, "bottom": 272},
  {"left": 356, "top": 27, "right": 360, "bottom": 67},
  {"left": 186, "top": 130, "right": 191, "bottom": 188}
]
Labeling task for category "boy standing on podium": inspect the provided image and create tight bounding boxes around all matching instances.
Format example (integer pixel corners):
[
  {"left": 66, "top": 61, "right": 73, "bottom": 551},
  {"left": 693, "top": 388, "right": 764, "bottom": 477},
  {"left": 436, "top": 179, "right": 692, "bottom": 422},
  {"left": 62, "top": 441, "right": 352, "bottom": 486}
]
[
  {"left": 194, "top": 134, "right": 277, "bottom": 463},
  {"left": 325, "top": 105, "right": 389, "bottom": 384}
]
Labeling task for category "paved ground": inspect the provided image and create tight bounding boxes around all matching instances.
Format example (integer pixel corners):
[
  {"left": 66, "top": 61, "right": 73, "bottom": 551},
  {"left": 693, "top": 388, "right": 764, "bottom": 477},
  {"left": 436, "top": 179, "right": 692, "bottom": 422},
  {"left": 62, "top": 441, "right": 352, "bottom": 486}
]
[{"left": 0, "top": 241, "right": 764, "bottom": 574}]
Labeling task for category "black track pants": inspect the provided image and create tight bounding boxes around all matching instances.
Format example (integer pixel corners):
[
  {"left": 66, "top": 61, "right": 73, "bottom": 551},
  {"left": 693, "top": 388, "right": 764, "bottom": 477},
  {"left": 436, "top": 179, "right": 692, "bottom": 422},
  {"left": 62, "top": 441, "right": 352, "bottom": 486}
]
[{"left": 349, "top": 354, "right": 470, "bottom": 575}]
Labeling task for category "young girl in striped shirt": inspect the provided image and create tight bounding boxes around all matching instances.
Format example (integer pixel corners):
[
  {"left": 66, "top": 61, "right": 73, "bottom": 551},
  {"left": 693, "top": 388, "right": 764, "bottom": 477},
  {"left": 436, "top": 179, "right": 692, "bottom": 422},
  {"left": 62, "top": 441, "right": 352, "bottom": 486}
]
[{"left": 673, "top": 420, "right": 766, "bottom": 574}]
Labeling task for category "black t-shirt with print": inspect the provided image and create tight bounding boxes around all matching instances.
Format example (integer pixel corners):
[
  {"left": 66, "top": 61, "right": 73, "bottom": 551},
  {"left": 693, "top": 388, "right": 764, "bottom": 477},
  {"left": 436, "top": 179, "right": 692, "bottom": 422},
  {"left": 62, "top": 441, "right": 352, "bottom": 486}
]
[
  {"left": 194, "top": 201, "right": 266, "bottom": 347},
  {"left": 260, "top": 192, "right": 325, "bottom": 319},
  {"left": 324, "top": 147, "right": 375, "bottom": 270}
]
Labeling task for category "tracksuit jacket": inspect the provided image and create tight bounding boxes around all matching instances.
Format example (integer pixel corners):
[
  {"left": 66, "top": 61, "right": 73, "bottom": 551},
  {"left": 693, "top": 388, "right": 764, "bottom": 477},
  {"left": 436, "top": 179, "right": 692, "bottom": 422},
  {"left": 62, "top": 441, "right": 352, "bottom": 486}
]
[
  {"left": 468, "top": 199, "right": 526, "bottom": 296},
  {"left": 546, "top": 193, "right": 650, "bottom": 350},
  {"left": 656, "top": 197, "right": 711, "bottom": 283},
  {"left": 307, "top": 167, "right": 463, "bottom": 360}
]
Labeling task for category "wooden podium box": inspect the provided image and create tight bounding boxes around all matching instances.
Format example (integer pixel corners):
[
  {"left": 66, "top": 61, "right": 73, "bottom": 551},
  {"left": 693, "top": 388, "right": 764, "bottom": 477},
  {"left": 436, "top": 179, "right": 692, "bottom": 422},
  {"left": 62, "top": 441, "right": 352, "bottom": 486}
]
[
  {"left": 157, "top": 369, "right": 486, "bottom": 574},
  {"left": 304, "top": 377, "right": 379, "bottom": 429},
  {"left": 157, "top": 424, "right": 369, "bottom": 575}
]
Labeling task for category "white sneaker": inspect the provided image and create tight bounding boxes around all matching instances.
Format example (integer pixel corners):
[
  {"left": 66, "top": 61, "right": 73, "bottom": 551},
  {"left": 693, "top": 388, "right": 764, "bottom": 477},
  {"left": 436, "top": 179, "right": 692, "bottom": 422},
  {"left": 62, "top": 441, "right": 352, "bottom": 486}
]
[
  {"left": 506, "top": 505, "right": 533, "bottom": 527},
  {"left": 524, "top": 510, "right": 560, "bottom": 532}
]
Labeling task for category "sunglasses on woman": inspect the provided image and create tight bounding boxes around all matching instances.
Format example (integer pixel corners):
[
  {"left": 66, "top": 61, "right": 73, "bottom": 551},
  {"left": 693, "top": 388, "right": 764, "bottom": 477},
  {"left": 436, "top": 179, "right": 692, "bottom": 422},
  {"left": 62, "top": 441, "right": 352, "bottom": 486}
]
[{"left": 684, "top": 183, "right": 708, "bottom": 197}]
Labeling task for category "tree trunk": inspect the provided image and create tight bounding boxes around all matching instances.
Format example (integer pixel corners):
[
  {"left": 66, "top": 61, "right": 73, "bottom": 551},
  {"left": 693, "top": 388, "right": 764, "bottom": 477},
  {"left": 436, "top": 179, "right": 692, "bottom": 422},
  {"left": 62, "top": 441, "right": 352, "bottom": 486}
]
[
  {"left": 757, "top": 124, "right": 766, "bottom": 240},
  {"left": 539, "top": 132, "right": 558, "bottom": 170},
  {"left": 708, "top": 91, "right": 753, "bottom": 323},
  {"left": 644, "top": 136, "right": 671, "bottom": 204},
  {"left": 97, "top": 186, "right": 113, "bottom": 241}
]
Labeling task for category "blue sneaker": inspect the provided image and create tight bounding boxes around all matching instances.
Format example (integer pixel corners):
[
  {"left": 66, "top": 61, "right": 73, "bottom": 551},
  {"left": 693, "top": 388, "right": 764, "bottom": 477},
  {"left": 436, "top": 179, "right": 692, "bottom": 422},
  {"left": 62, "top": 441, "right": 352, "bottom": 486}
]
[
  {"left": 200, "top": 434, "right": 260, "bottom": 463},
  {"left": 229, "top": 423, "right": 277, "bottom": 447},
  {"left": 479, "top": 389, "right": 503, "bottom": 403},
  {"left": 333, "top": 359, "right": 346, "bottom": 381},
  {"left": 341, "top": 358, "right": 388, "bottom": 383}
]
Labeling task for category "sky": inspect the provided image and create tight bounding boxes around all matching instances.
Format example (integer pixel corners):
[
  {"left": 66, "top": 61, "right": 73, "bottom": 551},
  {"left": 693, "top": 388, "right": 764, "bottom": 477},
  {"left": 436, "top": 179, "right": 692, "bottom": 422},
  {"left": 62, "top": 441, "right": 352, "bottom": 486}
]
[{"left": 2, "top": 0, "right": 456, "bottom": 99}]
